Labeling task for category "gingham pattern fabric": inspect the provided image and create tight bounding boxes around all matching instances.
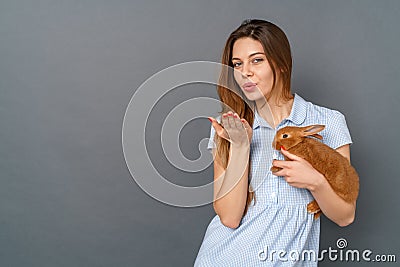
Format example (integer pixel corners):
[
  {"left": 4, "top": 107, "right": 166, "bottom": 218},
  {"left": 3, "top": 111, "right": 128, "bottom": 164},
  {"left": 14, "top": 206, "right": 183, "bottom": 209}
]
[{"left": 194, "top": 94, "right": 352, "bottom": 267}]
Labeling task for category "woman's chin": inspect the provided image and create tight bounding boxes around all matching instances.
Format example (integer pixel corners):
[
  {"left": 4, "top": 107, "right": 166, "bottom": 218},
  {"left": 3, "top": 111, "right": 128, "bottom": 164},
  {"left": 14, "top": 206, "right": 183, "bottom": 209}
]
[{"left": 241, "top": 91, "right": 262, "bottom": 101}]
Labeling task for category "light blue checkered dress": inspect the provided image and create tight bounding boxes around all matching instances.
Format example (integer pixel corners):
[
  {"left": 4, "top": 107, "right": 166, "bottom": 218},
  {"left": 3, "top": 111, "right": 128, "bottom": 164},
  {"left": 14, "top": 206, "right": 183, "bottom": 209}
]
[{"left": 194, "top": 94, "right": 352, "bottom": 266}]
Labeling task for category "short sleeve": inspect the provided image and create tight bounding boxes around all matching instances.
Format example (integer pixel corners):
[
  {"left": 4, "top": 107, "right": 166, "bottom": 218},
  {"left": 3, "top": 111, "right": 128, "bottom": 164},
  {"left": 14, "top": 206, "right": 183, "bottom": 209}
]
[
  {"left": 207, "top": 116, "right": 220, "bottom": 151},
  {"left": 323, "top": 110, "right": 353, "bottom": 149}
]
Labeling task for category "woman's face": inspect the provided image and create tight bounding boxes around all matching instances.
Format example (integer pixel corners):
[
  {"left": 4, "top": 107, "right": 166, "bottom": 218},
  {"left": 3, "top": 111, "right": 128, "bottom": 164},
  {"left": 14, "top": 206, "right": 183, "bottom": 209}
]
[{"left": 232, "top": 37, "right": 279, "bottom": 102}]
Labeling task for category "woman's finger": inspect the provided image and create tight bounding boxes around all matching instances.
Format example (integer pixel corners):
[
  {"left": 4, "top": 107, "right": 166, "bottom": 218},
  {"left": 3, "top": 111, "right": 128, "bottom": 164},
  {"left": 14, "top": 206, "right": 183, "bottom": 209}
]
[
  {"left": 272, "top": 159, "right": 293, "bottom": 169},
  {"left": 221, "top": 113, "right": 230, "bottom": 129},
  {"left": 280, "top": 148, "right": 303, "bottom": 161},
  {"left": 271, "top": 167, "right": 286, "bottom": 177},
  {"left": 208, "top": 117, "right": 229, "bottom": 140},
  {"left": 233, "top": 113, "right": 243, "bottom": 128},
  {"left": 240, "top": 118, "right": 251, "bottom": 129},
  {"left": 208, "top": 117, "right": 223, "bottom": 131},
  {"left": 227, "top": 112, "right": 235, "bottom": 128}
]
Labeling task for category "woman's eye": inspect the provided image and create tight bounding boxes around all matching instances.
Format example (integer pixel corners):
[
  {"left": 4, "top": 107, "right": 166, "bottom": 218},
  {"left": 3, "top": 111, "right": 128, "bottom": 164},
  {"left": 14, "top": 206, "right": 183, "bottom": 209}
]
[
  {"left": 253, "top": 58, "right": 264, "bottom": 63},
  {"left": 232, "top": 62, "right": 241, "bottom": 68},
  {"left": 282, "top": 134, "right": 288, "bottom": 138}
]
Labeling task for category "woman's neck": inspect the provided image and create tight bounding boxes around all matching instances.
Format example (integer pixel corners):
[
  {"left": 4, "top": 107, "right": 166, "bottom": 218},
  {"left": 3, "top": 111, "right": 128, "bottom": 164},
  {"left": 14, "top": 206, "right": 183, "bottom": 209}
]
[{"left": 255, "top": 94, "right": 294, "bottom": 129}]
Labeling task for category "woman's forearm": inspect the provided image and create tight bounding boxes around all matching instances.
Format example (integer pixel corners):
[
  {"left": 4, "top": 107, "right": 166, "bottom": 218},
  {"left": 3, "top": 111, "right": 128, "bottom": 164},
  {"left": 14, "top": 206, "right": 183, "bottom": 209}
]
[
  {"left": 213, "top": 143, "right": 250, "bottom": 229},
  {"left": 310, "top": 174, "right": 356, "bottom": 227}
]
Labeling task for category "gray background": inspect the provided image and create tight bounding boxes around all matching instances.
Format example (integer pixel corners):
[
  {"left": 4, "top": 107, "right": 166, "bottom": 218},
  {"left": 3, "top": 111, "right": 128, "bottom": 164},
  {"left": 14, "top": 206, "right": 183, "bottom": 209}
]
[{"left": 1, "top": 0, "right": 399, "bottom": 266}]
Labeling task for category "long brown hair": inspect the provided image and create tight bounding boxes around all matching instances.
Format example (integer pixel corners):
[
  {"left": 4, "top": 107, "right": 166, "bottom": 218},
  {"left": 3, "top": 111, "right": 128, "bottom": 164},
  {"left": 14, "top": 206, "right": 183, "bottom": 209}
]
[{"left": 216, "top": 19, "right": 293, "bottom": 216}]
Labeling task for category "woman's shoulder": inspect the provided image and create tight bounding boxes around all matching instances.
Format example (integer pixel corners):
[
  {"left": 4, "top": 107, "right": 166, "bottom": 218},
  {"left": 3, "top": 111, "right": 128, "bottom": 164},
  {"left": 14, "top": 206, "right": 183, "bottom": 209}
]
[
  {"left": 297, "top": 94, "right": 352, "bottom": 148},
  {"left": 298, "top": 94, "right": 346, "bottom": 122}
]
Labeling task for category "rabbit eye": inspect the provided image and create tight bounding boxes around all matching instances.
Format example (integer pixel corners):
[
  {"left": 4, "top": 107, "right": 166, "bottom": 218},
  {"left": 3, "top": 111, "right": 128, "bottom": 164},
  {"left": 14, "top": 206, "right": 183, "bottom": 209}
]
[{"left": 282, "top": 134, "right": 288, "bottom": 138}]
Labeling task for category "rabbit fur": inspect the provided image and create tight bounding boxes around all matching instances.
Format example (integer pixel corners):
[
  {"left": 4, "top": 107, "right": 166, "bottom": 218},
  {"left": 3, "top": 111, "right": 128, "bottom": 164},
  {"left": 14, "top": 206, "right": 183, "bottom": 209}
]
[{"left": 270, "top": 125, "right": 359, "bottom": 219}]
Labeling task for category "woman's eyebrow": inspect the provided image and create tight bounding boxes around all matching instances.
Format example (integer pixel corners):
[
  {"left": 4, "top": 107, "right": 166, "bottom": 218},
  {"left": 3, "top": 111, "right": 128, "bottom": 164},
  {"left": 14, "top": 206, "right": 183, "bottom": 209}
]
[{"left": 231, "top": 52, "right": 265, "bottom": 61}]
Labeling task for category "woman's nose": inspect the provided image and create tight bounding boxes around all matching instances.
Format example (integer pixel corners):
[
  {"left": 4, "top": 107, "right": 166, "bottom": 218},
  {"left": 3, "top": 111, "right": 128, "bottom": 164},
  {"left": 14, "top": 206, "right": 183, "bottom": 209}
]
[{"left": 242, "top": 62, "right": 253, "bottom": 77}]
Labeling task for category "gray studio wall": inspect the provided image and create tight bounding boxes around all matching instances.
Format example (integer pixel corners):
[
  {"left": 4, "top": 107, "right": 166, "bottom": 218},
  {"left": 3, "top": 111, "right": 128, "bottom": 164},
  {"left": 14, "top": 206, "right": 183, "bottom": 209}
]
[{"left": 1, "top": 0, "right": 399, "bottom": 266}]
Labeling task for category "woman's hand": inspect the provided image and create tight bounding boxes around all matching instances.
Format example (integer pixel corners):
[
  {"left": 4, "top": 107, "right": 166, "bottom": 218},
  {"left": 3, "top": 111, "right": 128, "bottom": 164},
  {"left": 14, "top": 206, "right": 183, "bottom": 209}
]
[
  {"left": 208, "top": 111, "right": 252, "bottom": 147},
  {"left": 272, "top": 146, "right": 356, "bottom": 226},
  {"left": 271, "top": 148, "right": 324, "bottom": 192}
]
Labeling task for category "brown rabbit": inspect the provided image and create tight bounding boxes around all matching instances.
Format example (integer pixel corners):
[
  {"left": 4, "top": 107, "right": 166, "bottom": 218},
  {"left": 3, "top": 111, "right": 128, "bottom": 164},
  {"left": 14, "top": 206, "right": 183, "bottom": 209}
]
[{"left": 270, "top": 125, "right": 359, "bottom": 219}]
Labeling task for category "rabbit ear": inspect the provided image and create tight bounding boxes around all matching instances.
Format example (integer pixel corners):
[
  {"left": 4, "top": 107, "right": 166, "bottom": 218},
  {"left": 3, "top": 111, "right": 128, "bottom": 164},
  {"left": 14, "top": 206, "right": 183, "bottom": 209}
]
[
  {"left": 311, "top": 133, "right": 323, "bottom": 140},
  {"left": 302, "top": 125, "right": 325, "bottom": 137}
]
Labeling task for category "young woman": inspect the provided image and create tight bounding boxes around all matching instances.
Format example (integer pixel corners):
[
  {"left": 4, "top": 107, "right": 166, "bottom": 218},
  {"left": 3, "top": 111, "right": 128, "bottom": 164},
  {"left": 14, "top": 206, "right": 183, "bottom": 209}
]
[{"left": 194, "top": 19, "right": 357, "bottom": 266}]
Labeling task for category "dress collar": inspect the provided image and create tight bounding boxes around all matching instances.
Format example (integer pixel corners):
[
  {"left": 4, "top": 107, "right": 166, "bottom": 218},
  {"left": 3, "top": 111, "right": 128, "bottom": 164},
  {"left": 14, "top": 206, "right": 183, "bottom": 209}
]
[{"left": 252, "top": 93, "right": 308, "bottom": 129}]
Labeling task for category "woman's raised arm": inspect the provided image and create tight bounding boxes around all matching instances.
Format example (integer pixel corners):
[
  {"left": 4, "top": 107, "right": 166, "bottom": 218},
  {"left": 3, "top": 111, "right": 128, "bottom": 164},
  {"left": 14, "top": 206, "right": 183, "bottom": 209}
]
[{"left": 209, "top": 112, "right": 252, "bottom": 229}]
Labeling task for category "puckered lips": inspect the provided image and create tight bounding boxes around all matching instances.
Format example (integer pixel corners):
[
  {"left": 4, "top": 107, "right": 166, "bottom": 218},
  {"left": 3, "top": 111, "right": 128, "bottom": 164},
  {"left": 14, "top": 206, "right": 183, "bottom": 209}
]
[{"left": 242, "top": 82, "right": 257, "bottom": 92}]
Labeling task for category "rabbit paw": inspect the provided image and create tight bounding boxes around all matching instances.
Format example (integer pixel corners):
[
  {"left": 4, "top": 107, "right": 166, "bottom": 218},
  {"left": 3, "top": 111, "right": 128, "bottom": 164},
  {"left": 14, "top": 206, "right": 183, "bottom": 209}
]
[
  {"left": 270, "top": 166, "right": 282, "bottom": 173},
  {"left": 313, "top": 211, "right": 322, "bottom": 220},
  {"left": 307, "top": 200, "right": 321, "bottom": 219}
]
